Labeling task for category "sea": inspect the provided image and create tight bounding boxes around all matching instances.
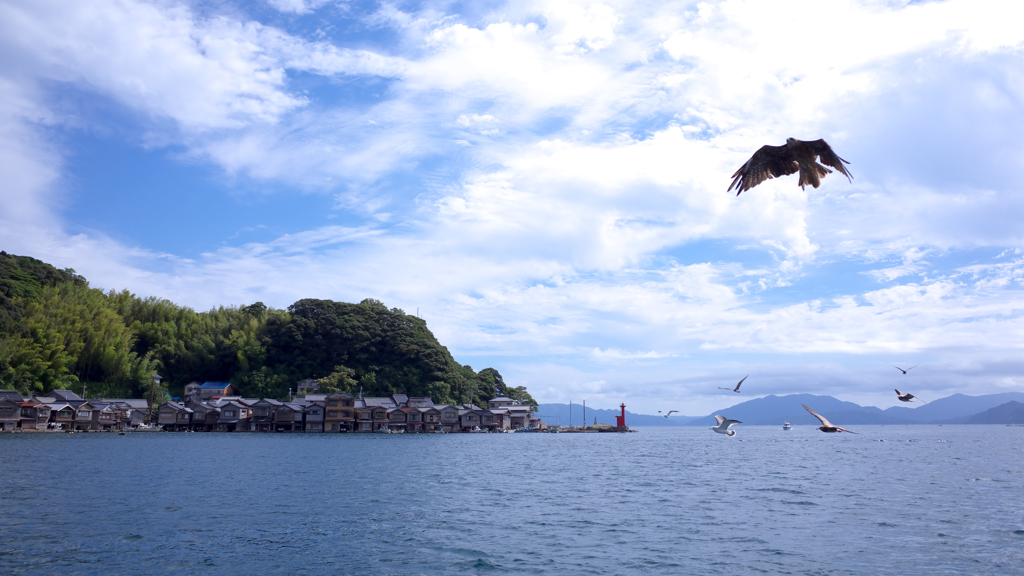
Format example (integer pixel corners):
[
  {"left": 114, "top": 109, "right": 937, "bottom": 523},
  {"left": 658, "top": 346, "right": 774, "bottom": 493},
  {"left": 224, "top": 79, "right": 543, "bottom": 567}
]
[{"left": 1, "top": 425, "right": 1023, "bottom": 575}]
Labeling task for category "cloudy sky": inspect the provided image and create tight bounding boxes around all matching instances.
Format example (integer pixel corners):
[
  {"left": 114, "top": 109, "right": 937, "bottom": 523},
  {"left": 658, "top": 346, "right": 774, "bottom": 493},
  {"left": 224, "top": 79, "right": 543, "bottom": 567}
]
[{"left": 2, "top": 0, "right": 1023, "bottom": 415}]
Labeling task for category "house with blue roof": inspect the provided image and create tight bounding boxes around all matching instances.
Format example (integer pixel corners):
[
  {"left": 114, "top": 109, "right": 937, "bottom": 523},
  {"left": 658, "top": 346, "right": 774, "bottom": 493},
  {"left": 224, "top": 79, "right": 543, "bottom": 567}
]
[{"left": 199, "top": 381, "right": 234, "bottom": 399}]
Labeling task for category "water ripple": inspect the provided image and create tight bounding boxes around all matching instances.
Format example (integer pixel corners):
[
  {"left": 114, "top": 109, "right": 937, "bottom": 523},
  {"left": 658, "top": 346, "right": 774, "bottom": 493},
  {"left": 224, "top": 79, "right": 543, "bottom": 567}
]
[{"left": 1, "top": 425, "right": 1023, "bottom": 575}]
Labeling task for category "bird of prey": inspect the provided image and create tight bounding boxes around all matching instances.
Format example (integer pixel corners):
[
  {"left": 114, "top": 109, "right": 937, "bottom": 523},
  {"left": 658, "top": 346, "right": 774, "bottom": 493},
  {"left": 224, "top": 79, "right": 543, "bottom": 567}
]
[
  {"left": 710, "top": 415, "right": 742, "bottom": 436},
  {"left": 895, "top": 389, "right": 927, "bottom": 404},
  {"left": 658, "top": 410, "right": 679, "bottom": 418},
  {"left": 728, "top": 138, "right": 853, "bottom": 195},
  {"left": 719, "top": 375, "right": 747, "bottom": 393},
  {"left": 802, "top": 404, "right": 859, "bottom": 434},
  {"left": 892, "top": 365, "right": 918, "bottom": 374}
]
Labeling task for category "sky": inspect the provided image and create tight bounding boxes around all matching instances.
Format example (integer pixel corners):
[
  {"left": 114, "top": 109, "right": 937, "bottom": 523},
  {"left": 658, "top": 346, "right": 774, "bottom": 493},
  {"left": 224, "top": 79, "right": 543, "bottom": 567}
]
[{"left": 2, "top": 0, "right": 1023, "bottom": 415}]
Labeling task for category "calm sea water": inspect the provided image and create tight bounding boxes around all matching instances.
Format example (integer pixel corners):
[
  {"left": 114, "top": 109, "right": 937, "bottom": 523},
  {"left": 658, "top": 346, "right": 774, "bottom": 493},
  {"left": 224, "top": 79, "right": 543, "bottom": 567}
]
[{"left": 2, "top": 426, "right": 1023, "bottom": 575}]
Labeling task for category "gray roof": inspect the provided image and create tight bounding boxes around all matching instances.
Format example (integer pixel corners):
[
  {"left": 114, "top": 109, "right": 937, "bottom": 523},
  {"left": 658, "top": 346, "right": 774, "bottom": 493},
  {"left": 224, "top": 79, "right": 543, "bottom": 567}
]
[
  {"left": 0, "top": 390, "right": 24, "bottom": 402},
  {"left": 407, "top": 396, "right": 434, "bottom": 408},
  {"left": 490, "top": 396, "right": 514, "bottom": 403},
  {"left": 99, "top": 398, "right": 149, "bottom": 409},
  {"left": 49, "top": 390, "right": 83, "bottom": 402},
  {"left": 391, "top": 394, "right": 409, "bottom": 405},
  {"left": 362, "top": 397, "right": 397, "bottom": 408}
]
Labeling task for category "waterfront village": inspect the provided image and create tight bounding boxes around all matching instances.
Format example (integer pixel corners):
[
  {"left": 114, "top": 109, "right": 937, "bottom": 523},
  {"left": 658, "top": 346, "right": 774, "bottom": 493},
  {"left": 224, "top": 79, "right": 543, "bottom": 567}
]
[{"left": 0, "top": 380, "right": 545, "bottom": 433}]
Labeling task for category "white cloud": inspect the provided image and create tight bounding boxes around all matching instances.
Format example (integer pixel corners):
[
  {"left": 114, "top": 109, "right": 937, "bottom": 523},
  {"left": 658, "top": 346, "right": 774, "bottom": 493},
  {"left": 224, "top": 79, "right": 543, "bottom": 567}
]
[{"left": 265, "top": 0, "right": 333, "bottom": 15}]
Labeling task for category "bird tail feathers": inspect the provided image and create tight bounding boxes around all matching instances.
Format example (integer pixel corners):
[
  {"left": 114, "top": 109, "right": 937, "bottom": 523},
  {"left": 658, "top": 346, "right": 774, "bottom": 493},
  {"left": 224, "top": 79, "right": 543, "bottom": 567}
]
[{"left": 798, "top": 163, "right": 831, "bottom": 190}]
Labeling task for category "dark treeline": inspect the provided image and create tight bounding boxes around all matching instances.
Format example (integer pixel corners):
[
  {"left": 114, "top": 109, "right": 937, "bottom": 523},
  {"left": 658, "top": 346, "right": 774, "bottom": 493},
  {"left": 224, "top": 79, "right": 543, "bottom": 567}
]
[{"left": 0, "top": 251, "right": 535, "bottom": 408}]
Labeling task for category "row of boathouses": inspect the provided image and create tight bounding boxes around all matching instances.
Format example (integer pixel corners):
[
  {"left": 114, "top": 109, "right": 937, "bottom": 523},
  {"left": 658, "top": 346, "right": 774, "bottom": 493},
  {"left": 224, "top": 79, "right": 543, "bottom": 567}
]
[
  {"left": 0, "top": 389, "right": 148, "bottom": 431},
  {"left": 158, "top": 392, "right": 541, "bottom": 433},
  {"left": 0, "top": 385, "right": 540, "bottom": 433}
]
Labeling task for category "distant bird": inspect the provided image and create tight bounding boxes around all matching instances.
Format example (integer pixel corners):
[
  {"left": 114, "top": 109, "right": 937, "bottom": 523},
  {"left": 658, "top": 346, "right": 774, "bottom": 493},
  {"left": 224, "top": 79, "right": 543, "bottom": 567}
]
[
  {"left": 892, "top": 365, "right": 918, "bottom": 374},
  {"left": 802, "top": 403, "right": 859, "bottom": 434},
  {"left": 895, "top": 389, "right": 927, "bottom": 404},
  {"left": 728, "top": 138, "right": 853, "bottom": 195},
  {"left": 710, "top": 415, "right": 742, "bottom": 436},
  {"left": 718, "top": 375, "right": 747, "bottom": 393},
  {"left": 658, "top": 410, "right": 679, "bottom": 418}
]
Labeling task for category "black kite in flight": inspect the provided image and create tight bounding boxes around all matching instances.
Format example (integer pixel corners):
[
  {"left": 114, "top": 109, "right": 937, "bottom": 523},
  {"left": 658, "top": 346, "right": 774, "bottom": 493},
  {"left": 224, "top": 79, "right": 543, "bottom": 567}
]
[{"left": 728, "top": 138, "right": 853, "bottom": 196}]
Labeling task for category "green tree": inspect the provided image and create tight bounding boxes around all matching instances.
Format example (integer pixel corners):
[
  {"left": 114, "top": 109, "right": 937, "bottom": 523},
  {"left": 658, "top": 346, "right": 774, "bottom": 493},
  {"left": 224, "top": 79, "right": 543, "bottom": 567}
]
[{"left": 317, "top": 365, "right": 358, "bottom": 394}]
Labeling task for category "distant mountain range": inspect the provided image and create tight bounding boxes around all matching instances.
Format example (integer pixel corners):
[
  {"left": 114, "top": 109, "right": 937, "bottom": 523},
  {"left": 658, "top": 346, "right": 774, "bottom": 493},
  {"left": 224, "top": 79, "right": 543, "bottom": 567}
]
[
  {"left": 534, "top": 403, "right": 698, "bottom": 427},
  {"left": 536, "top": 391, "right": 1024, "bottom": 427}
]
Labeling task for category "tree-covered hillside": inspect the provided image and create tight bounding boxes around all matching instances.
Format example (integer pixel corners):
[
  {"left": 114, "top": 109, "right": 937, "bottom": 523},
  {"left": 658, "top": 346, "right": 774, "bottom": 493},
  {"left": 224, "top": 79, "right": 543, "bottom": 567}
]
[{"left": 0, "top": 252, "right": 533, "bottom": 407}]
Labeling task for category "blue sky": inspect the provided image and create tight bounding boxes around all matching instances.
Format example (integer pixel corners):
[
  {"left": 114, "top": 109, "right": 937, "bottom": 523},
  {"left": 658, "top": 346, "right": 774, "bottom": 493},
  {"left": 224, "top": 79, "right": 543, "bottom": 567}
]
[{"left": 2, "top": 0, "right": 1024, "bottom": 414}]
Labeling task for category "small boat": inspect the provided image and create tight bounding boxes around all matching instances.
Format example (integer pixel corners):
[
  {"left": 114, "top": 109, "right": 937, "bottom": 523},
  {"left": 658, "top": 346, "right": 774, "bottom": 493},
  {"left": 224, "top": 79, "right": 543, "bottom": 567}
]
[{"left": 782, "top": 422, "right": 792, "bottom": 430}]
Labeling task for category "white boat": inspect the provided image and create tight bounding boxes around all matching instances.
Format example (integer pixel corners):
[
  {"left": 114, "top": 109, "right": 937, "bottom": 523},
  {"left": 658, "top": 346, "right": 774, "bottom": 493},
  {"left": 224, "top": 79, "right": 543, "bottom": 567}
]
[{"left": 782, "top": 422, "right": 792, "bottom": 430}]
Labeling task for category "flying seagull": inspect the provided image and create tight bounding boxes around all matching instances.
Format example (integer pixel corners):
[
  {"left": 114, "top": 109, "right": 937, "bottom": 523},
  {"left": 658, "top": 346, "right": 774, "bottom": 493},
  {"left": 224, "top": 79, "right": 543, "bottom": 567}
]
[
  {"left": 710, "top": 415, "right": 742, "bottom": 436},
  {"left": 802, "top": 404, "right": 859, "bottom": 434},
  {"left": 728, "top": 138, "right": 852, "bottom": 195},
  {"left": 892, "top": 365, "right": 918, "bottom": 374},
  {"left": 718, "top": 375, "right": 747, "bottom": 393},
  {"left": 658, "top": 410, "right": 679, "bottom": 418},
  {"left": 895, "top": 389, "right": 927, "bottom": 404}
]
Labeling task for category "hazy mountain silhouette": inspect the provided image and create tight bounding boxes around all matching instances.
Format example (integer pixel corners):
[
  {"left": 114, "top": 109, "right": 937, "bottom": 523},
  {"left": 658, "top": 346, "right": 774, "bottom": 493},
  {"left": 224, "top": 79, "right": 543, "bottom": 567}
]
[
  {"left": 535, "top": 403, "right": 696, "bottom": 426},
  {"left": 880, "top": 392, "right": 1024, "bottom": 421},
  {"left": 938, "top": 401, "right": 1024, "bottom": 424},
  {"left": 539, "top": 392, "right": 1024, "bottom": 427}
]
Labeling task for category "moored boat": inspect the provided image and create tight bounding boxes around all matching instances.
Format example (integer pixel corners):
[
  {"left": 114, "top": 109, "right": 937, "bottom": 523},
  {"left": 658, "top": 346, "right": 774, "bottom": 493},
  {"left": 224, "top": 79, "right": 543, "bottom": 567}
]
[{"left": 782, "top": 422, "right": 792, "bottom": 430}]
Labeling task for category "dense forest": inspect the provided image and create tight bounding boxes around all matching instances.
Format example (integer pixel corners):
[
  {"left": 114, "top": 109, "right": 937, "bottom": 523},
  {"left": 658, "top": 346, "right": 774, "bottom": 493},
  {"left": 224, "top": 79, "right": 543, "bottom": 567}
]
[{"left": 0, "top": 251, "right": 535, "bottom": 408}]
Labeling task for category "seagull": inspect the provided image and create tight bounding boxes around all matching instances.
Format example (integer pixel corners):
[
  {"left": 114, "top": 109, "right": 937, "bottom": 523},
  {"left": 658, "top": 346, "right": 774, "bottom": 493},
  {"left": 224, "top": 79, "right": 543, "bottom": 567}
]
[
  {"left": 895, "top": 389, "right": 927, "bottom": 404},
  {"left": 802, "top": 404, "right": 859, "bottom": 434},
  {"left": 892, "top": 365, "right": 918, "bottom": 374},
  {"left": 718, "top": 375, "right": 747, "bottom": 393},
  {"left": 710, "top": 415, "right": 742, "bottom": 436},
  {"left": 658, "top": 410, "right": 679, "bottom": 418}
]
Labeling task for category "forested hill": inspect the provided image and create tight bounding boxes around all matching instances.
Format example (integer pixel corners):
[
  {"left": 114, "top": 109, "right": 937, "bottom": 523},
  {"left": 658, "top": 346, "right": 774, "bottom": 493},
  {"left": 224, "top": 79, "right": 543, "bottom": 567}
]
[{"left": 0, "top": 251, "right": 532, "bottom": 408}]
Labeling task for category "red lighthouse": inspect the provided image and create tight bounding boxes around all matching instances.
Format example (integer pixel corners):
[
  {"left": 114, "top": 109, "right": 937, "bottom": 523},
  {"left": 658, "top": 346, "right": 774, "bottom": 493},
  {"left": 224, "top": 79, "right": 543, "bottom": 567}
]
[{"left": 616, "top": 403, "right": 626, "bottom": 428}]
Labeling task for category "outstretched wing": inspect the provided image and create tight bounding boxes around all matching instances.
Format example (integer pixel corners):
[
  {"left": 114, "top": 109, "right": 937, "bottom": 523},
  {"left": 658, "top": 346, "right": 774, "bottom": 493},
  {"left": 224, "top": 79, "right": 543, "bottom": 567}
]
[
  {"left": 802, "top": 403, "right": 832, "bottom": 427},
  {"left": 895, "top": 389, "right": 904, "bottom": 396},
  {"left": 667, "top": 410, "right": 678, "bottom": 416},
  {"left": 714, "top": 414, "right": 726, "bottom": 426},
  {"left": 728, "top": 145, "right": 798, "bottom": 195},
  {"left": 724, "top": 419, "right": 742, "bottom": 428},
  {"left": 836, "top": 426, "right": 860, "bottom": 435},
  {"left": 805, "top": 139, "right": 852, "bottom": 182},
  {"left": 735, "top": 375, "right": 748, "bottom": 391}
]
